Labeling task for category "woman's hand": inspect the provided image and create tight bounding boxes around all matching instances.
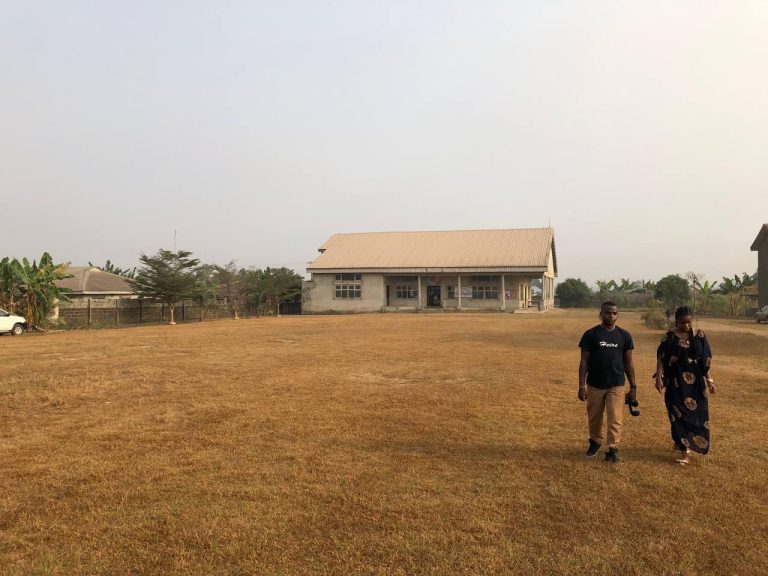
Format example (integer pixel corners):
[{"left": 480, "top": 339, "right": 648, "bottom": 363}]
[
  {"left": 655, "top": 376, "right": 665, "bottom": 394},
  {"left": 706, "top": 377, "right": 716, "bottom": 394}
]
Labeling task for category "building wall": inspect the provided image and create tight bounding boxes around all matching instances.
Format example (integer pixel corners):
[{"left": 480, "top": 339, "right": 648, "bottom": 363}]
[
  {"left": 303, "top": 273, "right": 385, "bottom": 313},
  {"left": 759, "top": 237, "right": 767, "bottom": 308},
  {"left": 304, "top": 273, "right": 539, "bottom": 312}
]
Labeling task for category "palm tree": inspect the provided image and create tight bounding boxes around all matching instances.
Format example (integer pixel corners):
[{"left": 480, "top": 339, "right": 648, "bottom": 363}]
[
  {"left": 694, "top": 279, "right": 718, "bottom": 315},
  {"left": 615, "top": 278, "right": 641, "bottom": 307},
  {"left": 595, "top": 279, "right": 617, "bottom": 303},
  {"left": 738, "top": 272, "right": 757, "bottom": 313},
  {"left": 637, "top": 280, "right": 657, "bottom": 308},
  {"left": 718, "top": 276, "right": 742, "bottom": 316}
]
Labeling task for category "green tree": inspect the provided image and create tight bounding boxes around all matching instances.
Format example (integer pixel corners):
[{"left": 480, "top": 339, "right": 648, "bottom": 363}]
[
  {"left": 717, "top": 276, "right": 741, "bottom": 316},
  {"left": 0, "top": 257, "right": 23, "bottom": 311},
  {"left": 555, "top": 278, "right": 592, "bottom": 307},
  {"left": 738, "top": 272, "right": 757, "bottom": 305},
  {"left": 0, "top": 253, "right": 72, "bottom": 327},
  {"left": 654, "top": 274, "right": 690, "bottom": 311},
  {"left": 595, "top": 279, "right": 617, "bottom": 294},
  {"left": 131, "top": 249, "right": 200, "bottom": 324},
  {"left": 192, "top": 264, "right": 221, "bottom": 306},
  {"left": 637, "top": 280, "right": 658, "bottom": 308},
  {"left": 693, "top": 278, "right": 718, "bottom": 315},
  {"left": 214, "top": 260, "right": 246, "bottom": 319},
  {"left": 245, "top": 267, "right": 303, "bottom": 316},
  {"left": 613, "top": 278, "right": 642, "bottom": 307},
  {"left": 717, "top": 272, "right": 756, "bottom": 316}
]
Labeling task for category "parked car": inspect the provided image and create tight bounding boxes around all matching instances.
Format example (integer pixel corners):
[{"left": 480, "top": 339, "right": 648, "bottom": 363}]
[
  {"left": 0, "top": 308, "right": 27, "bottom": 335},
  {"left": 756, "top": 305, "right": 768, "bottom": 323}
]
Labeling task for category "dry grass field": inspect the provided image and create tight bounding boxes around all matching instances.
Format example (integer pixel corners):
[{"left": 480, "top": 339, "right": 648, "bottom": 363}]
[{"left": 1, "top": 310, "right": 767, "bottom": 576}]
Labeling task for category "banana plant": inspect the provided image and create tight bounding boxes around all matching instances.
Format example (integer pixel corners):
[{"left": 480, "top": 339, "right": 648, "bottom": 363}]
[
  {"left": 0, "top": 253, "right": 71, "bottom": 327},
  {"left": 694, "top": 279, "right": 718, "bottom": 315}
]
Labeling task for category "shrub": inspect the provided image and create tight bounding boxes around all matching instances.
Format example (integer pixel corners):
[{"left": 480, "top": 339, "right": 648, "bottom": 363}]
[{"left": 641, "top": 308, "right": 667, "bottom": 329}]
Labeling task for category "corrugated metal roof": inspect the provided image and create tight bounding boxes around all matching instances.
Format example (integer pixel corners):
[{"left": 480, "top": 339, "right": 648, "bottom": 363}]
[
  {"left": 308, "top": 228, "right": 556, "bottom": 272},
  {"left": 56, "top": 267, "right": 135, "bottom": 294}
]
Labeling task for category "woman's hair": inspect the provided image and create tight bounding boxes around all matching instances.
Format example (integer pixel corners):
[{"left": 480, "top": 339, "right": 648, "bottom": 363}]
[{"left": 674, "top": 306, "right": 692, "bottom": 319}]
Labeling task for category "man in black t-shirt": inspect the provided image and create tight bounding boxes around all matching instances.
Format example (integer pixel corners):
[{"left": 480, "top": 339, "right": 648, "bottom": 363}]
[{"left": 578, "top": 301, "right": 637, "bottom": 463}]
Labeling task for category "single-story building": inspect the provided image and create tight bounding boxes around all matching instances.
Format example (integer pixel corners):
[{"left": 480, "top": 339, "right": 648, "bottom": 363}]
[
  {"left": 751, "top": 223, "right": 767, "bottom": 308},
  {"left": 303, "top": 227, "right": 557, "bottom": 313},
  {"left": 49, "top": 266, "right": 137, "bottom": 321},
  {"left": 55, "top": 266, "right": 136, "bottom": 299}
]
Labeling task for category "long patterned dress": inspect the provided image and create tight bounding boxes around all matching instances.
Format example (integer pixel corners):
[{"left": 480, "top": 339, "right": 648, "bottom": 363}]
[{"left": 657, "top": 329, "right": 713, "bottom": 454}]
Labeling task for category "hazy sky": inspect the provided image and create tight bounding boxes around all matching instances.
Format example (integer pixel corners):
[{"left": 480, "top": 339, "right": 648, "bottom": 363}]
[{"left": 2, "top": 1, "right": 766, "bottom": 286}]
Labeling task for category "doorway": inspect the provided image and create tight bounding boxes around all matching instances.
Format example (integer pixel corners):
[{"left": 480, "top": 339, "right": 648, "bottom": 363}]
[{"left": 427, "top": 286, "right": 441, "bottom": 307}]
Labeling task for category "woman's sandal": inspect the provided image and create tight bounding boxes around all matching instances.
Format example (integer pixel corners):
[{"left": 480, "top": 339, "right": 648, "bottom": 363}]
[{"left": 675, "top": 449, "right": 691, "bottom": 465}]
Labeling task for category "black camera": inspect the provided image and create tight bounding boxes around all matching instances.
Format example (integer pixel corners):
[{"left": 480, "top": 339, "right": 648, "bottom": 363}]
[{"left": 625, "top": 393, "right": 640, "bottom": 416}]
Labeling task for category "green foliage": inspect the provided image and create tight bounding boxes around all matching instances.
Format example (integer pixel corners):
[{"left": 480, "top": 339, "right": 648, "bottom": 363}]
[
  {"left": 213, "top": 260, "right": 247, "bottom": 319},
  {"left": 717, "top": 273, "right": 755, "bottom": 316},
  {"left": 555, "top": 278, "right": 592, "bottom": 307},
  {"left": 131, "top": 249, "right": 201, "bottom": 324},
  {"left": 693, "top": 278, "right": 718, "bottom": 315},
  {"left": 589, "top": 278, "right": 654, "bottom": 308},
  {"left": 594, "top": 279, "right": 617, "bottom": 301},
  {"left": 0, "top": 253, "right": 72, "bottom": 327},
  {"left": 654, "top": 274, "right": 690, "bottom": 311},
  {"left": 641, "top": 299, "right": 668, "bottom": 329},
  {"left": 243, "top": 267, "right": 303, "bottom": 315},
  {"left": 191, "top": 263, "right": 221, "bottom": 305}
]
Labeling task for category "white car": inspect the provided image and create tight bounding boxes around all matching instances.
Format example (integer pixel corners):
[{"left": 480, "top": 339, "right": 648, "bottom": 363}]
[
  {"left": 756, "top": 305, "right": 768, "bottom": 323},
  {"left": 0, "top": 308, "right": 27, "bottom": 335}
]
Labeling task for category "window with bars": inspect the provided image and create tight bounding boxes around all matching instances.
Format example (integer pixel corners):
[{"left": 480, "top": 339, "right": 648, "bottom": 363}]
[
  {"left": 335, "top": 284, "right": 362, "bottom": 299},
  {"left": 472, "top": 286, "right": 499, "bottom": 300},
  {"left": 395, "top": 285, "right": 418, "bottom": 299},
  {"left": 469, "top": 275, "right": 499, "bottom": 283},
  {"left": 334, "top": 273, "right": 362, "bottom": 299},
  {"left": 447, "top": 285, "right": 455, "bottom": 299}
]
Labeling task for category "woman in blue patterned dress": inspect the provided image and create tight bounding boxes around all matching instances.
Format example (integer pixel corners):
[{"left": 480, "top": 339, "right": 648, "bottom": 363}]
[{"left": 655, "top": 306, "right": 716, "bottom": 464}]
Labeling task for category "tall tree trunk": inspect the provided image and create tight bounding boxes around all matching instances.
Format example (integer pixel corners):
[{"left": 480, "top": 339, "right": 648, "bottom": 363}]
[{"left": 169, "top": 302, "right": 176, "bottom": 324}]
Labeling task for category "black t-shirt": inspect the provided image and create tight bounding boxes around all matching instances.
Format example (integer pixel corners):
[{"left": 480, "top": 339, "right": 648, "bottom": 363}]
[{"left": 578, "top": 324, "right": 634, "bottom": 389}]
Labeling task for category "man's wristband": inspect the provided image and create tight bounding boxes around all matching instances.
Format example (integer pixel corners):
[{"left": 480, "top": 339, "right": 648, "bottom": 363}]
[{"left": 629, "top": 384, "right": 637, "bottom": 389}]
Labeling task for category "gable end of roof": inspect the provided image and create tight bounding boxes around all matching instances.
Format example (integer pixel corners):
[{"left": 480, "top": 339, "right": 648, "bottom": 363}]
[{"left": 751, "top": 224, "right": 768, "bottom": 251}]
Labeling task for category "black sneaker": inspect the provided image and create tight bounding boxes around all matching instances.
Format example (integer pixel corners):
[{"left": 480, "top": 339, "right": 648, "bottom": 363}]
[
  {"left": 585, "top": 439, "right": 601, "bottom": 457},
  {"left": 605, "top": 448, "right": 619, "bottom": 463}
]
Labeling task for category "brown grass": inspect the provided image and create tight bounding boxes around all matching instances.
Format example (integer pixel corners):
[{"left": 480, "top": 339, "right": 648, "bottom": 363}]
[{"left": 1, "top": 310, "right": 766, "bottom": 575}]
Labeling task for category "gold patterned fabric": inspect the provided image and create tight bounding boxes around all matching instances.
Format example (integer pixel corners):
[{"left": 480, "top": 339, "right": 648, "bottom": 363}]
[{"left": 657, "top": 330, "right": 713, "bottom": 455}]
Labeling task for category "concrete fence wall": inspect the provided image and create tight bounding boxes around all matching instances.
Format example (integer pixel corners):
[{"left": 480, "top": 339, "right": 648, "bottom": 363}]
[{"left": 55, "top": 299, "right": 260, "bottom": 329}]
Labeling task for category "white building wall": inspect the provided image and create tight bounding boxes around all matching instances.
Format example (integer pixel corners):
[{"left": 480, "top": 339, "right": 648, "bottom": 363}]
[
  {"left": 303, "top": 273, "right": 385, "bottom": 313},
  {"left": 304, "top": 272, "right": 547, "bottom": 313}
]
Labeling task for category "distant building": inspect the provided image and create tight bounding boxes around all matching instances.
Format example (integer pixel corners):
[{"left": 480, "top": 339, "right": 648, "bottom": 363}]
[
  {"left": 751, "top": 223, "right": 767, "bottom": 308},
  {"left": 55, "top": 266, "right": 136, "bottom": 299},
  {"left": 303, "top": 228, "right": 557, "bottom": 313}
]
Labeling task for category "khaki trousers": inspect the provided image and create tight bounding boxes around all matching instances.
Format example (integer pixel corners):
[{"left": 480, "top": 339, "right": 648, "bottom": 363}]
[{"left": 586, "top": 385, "right": 624, "bottom": 448}]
